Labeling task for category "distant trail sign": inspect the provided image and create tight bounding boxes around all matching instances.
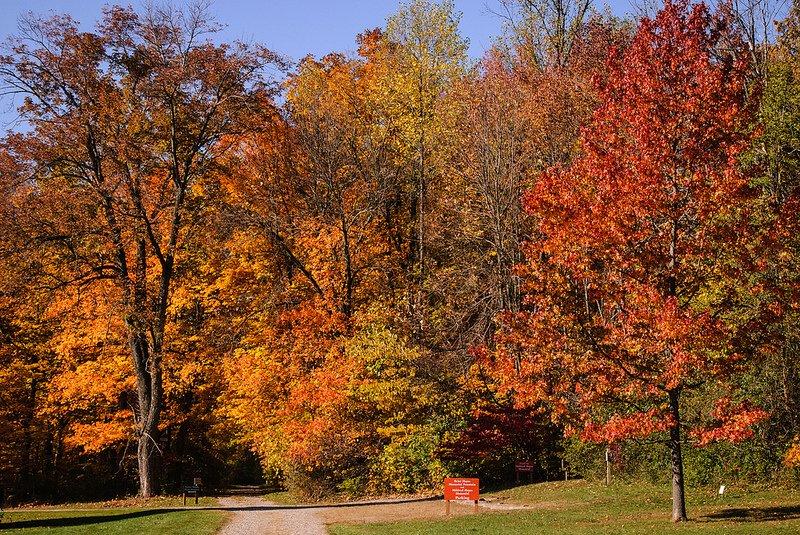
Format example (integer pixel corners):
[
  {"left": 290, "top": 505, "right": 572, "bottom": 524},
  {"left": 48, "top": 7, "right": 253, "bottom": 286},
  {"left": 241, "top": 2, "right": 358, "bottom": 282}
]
[
  {"left": 444, "top": 477, "right": 479, "bottom": 514},
  {"left": 183, "top": 485, "right": 200, "bottom": 505},
  {"left": 515, "top": 461, "right": 535, "bottom": 483}
]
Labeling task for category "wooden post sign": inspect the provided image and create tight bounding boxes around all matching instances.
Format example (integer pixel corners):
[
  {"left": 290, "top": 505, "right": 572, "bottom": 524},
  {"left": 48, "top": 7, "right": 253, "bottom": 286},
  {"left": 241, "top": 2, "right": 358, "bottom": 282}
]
[
  {"left": 183, "top": 484, "right": 200, "bottom": 505},
  {"left": 515, "top": 461, "right": 535, "bottom": 483},
  {"left": 444, "top": 477, "right": 479, "bottom": 515}
]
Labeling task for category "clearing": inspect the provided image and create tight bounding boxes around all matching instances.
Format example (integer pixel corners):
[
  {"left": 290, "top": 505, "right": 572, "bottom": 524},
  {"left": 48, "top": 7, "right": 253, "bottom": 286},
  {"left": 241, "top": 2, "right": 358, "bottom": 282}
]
[
  {"left": 2, "top": 480, "right": 799, "bottom": 534},
  {"left": 330, "top": 480, "right": 800, "bottom": 535}
]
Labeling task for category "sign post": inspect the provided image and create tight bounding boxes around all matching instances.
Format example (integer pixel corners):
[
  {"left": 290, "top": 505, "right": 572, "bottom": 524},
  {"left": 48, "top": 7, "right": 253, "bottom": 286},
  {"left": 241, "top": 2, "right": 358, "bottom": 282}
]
[
  {"left": 183, "top": 485, "right": 200, "bottom": 505},
  {"left": 444, "top": 477, "right": 479, "bottom": 515},
  {"left": 183, "top": 477, "right": 202, "bottom": 506},
  {"left": 515, "top": 461, "right": 535, "bottom": 483}
]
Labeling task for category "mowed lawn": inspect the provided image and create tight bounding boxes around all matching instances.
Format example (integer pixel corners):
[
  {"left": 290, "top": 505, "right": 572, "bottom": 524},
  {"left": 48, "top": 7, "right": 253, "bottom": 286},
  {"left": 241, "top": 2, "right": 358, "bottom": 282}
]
[
  {"left": 330, "top": 480, "right": 800, "bottom": 535},
  {"left": 0, "top": 503, "right": 228, "bottom": 535}
]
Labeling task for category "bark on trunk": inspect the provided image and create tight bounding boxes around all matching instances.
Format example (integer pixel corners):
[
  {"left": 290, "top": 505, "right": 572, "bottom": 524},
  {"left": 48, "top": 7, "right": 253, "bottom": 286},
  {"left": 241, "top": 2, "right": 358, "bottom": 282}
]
[
  {"left": 19, "top": 378, "right": 37, "bottom": 499},
  {"left": 130, "top": 325, "right": 162, "bottom": 498},
  {"left": 668, "top": 389, "right": 688, "bottom": 522},
  {"left": 137, "top": 431, "right": 158, "bottom": 498}
]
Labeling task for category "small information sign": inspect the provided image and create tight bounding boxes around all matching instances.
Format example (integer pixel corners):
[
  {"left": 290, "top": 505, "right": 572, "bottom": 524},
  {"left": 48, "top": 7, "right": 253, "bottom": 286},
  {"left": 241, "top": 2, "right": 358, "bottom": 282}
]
[
  {"left": 444, "top": 477, "right": 479, "bottom": 514},
  {"left": 183, "top": 485, "right": 201, "bottom": 505},
  {"left": 515, "top": 461, "right": 535, "bottom": 471}
]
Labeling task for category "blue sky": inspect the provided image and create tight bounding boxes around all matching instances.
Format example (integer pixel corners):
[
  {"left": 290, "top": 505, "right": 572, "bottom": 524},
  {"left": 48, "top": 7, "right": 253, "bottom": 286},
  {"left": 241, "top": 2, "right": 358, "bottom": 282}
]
[
  {"left": 0, "top": 0, "right": 635, "bottom": 129},
  {"left": 0, "top": 0, "right": 636, "bottom": 60}
]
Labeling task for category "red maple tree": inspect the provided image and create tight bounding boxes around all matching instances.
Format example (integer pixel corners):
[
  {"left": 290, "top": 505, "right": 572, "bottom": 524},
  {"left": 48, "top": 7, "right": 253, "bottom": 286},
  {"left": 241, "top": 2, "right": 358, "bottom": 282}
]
[{"left": 487, "top": 0, "right": 768, "bottom": 521}]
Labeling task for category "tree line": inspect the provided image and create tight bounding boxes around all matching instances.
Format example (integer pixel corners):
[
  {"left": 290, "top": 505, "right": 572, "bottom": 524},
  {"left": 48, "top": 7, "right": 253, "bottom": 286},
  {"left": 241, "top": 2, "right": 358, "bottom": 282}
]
[{"left": 0, "top": 0, "right": 799, "bottom": 522}]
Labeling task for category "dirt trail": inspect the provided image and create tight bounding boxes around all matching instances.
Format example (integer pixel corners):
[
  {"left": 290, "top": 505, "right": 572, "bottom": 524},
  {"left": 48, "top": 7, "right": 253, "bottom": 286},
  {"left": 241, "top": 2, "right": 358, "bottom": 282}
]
[
  {"left": 217, "top": 496, "right": 325, "bottom": 535},
  {"left": 216, "top": 495, "right": 499, "bottom": 534}
]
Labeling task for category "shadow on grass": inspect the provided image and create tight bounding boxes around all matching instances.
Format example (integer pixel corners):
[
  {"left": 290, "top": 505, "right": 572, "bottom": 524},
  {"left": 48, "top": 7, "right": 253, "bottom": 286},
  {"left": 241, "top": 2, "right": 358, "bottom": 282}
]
[
  {"left": 702, "top": 505, "right": 800, "bottom": 522},
  {"left": 0, "top": 508, "right": 177, "bottom": 529}
]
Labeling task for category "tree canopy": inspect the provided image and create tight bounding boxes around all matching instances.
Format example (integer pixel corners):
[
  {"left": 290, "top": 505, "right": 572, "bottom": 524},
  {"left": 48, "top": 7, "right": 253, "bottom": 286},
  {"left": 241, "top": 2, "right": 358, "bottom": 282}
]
[{"left": 1, "top": 0, "right": 799, "bottom": 522}]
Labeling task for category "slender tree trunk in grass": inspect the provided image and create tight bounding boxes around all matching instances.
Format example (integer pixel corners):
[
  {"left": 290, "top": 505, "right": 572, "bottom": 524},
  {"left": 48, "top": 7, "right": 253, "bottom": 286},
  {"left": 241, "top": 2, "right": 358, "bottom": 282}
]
[
  {"left": 134, "top": 372, "right": 162, "bottom": 499},
  {"left": 669, "top": 389, "right": 688, "bottom": 522},
  {"left": 488, "top": 1, "right": 765, "bottom": 524},
  {"left": 137, "top": 433, "right": 158, "bottom": 498}
]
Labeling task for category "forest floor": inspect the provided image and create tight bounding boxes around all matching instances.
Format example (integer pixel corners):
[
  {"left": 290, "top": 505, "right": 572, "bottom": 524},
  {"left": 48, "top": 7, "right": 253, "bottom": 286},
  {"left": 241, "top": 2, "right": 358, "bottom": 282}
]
[
  {"left": 0, "top": 494, "right": 483, "bottom": 534},
  {"left": 2, "top": 480, "right": 799, "bottom": 534}
]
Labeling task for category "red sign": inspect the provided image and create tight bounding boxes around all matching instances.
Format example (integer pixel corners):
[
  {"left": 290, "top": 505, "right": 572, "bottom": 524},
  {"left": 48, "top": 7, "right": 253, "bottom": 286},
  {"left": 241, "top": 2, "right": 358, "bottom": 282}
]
[
  {"left": 515, "top": 461, "right": 535, "bottom": 472},
  {"left": 444, "top": 477, "right": 479, "bottom": 501}
]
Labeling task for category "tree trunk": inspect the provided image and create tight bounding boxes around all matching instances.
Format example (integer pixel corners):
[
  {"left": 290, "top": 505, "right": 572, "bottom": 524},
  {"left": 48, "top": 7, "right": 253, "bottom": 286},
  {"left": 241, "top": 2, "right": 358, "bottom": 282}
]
[
  {"left": 137, "top": 431, "right": 159, "bottom": 498},
  {"left": 130, "top": 326, "right": 162, "bottom": 498},
  {"left": 668, "top": 389, "right": 688, "bottom": 522},
  {"left": 19, "top": 378, "right": 37, "bottom": 499}
]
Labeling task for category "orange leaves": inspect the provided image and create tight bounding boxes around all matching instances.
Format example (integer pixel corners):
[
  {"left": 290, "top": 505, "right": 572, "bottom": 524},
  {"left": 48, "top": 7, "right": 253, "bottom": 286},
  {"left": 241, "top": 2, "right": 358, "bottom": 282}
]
[
  {"left": 3, "top": 0, "right": 795, "bottom": 503},
  {"left": 65, "top": 419, "right": 134, "bottom": 454},
  {"left": 47, "top": 355, "right": 136, "bottom": 453},
  {"left": 1, "top": 2, "right": 285, "bottom": 495}
]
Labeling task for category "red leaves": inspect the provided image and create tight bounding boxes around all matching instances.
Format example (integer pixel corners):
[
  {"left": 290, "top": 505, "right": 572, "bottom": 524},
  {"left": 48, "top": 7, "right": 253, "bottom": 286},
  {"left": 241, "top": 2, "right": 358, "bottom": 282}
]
[
  {"left": 488, "top": 0, "right": 766, "bottom": 449},
  {"left": 691, "top": 397, "right": 770, "bottom": 446},
  {"left": 583, "top": 409, "right": 673, "bottom": 443}
]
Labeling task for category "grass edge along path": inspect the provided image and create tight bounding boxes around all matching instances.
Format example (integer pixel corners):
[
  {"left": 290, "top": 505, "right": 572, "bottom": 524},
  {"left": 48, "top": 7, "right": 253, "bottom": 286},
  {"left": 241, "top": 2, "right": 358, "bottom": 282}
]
[
  {"left": 0, "top": 507, "right": 229, "bottom": 535},
  {"left": 4, "top": 495, "right": 220, "bottom": 510},
  {"left": 329, "top": 480, "right": 800, "bottom": 535}
]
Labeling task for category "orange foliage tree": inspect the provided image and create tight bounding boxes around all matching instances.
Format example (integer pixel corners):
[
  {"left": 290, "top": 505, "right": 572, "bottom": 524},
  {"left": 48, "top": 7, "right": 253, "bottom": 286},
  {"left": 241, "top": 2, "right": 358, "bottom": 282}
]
[
  {"left": 212, "top": 30, "right": 457, "bottom": 496},
  {"left": 0, "top": 4, "right": 278, "bottom": 496},
  {"left": 2, "top": 0, "right": 797, "bottom": 508}
]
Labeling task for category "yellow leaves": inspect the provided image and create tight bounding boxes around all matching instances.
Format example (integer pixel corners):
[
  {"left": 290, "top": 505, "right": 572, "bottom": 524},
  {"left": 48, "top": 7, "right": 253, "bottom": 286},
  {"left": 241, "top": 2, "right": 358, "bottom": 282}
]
[
  {"left": 175, "top": 361, "right": 205, "bottom": 388},
  {"left": 386, "top": 0, "right": 467, "bottom": 83},
  {"left": 785, "top": 439, "right": 800, "bottom": 467},
  {"left": 354, "top": 0, "right": 467, "bottom": 166},
  {"left": 370, "top": 425, "right": 443, "bottom": 494},
  {"left": 287, "top": 53, "right": 361, "bottom": 125},
  {"left": 220, "top": 314, "right": 444, "bottom": 492}
]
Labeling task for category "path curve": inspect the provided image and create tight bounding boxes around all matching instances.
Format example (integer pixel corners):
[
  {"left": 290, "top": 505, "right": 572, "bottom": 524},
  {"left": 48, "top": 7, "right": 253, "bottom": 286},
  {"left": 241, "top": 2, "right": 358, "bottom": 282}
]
[{"left": 217, "top": 496, "right": 325, "bottom": 535}]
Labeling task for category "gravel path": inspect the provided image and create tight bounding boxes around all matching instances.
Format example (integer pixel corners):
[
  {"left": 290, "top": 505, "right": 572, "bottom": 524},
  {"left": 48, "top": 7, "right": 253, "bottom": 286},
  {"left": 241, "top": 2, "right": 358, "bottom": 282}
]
[
  {"left": 215, "top": 495, "right": 511, "bottom": 534},
  {"left": 279, "top": 507, "right": 327, "bottom": 535},
  {"left": 217, "top": 496, "right": 325, "bottom": 535}
]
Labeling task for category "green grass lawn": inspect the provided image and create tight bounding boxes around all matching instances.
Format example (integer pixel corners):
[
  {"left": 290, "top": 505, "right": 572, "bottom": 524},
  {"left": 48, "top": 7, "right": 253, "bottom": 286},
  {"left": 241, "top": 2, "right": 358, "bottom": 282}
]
[
  {"left": 330, "top": 480, "right": 800, "bottom": 535},
  {"left": 0, "top": 508, "right": 228, "bottom": 534}
]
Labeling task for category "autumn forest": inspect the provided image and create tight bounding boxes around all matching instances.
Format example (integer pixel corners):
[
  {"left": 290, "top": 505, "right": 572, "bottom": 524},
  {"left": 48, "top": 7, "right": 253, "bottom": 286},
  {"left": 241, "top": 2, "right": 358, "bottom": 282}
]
[{"left": 1, "top": 0, "right": 800, "bottom": 524}]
